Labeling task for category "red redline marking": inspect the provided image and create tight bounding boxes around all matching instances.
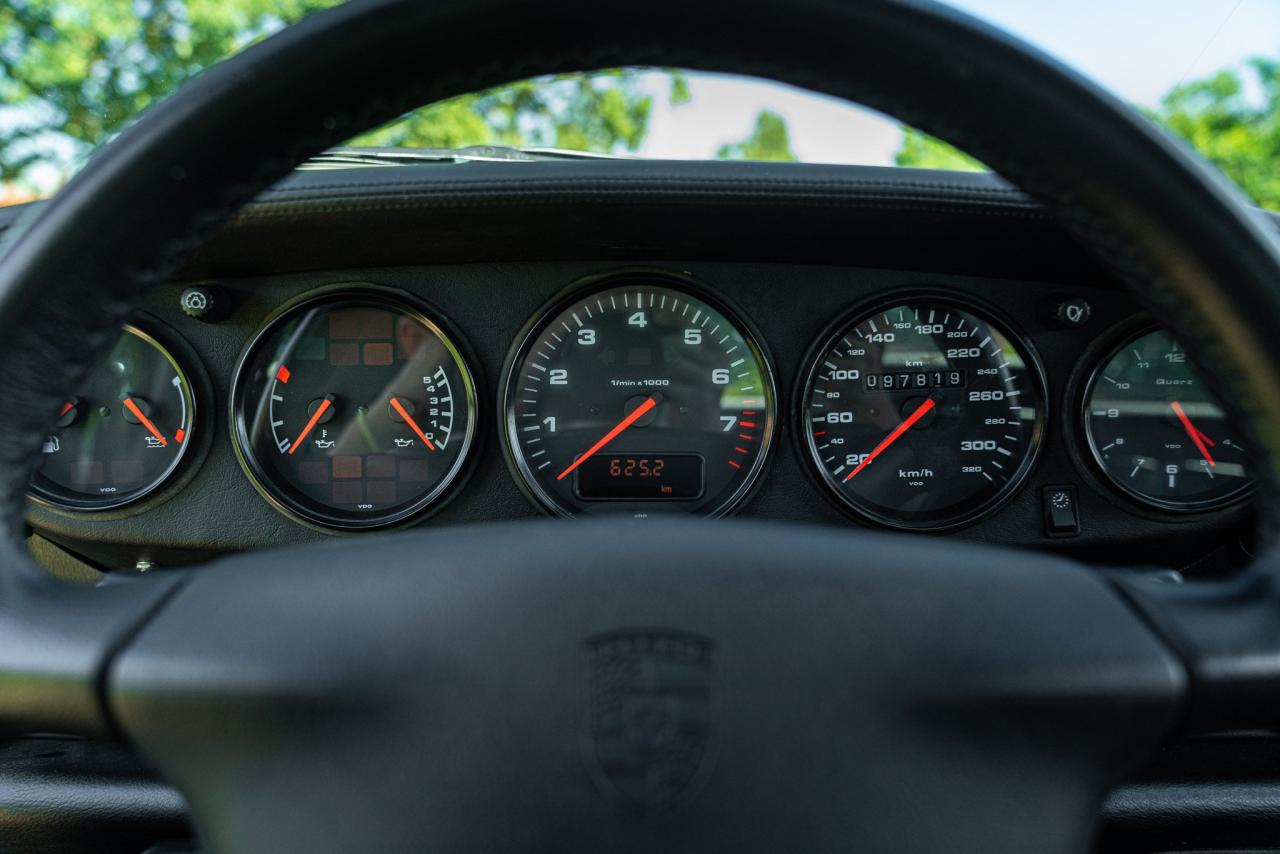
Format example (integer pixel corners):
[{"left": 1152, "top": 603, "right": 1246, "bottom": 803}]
[
  {"left": 844, "top": 397, "right": 936, "bottom": 482},
  {"left": 556, "top": 396, "right": 658, "bottom": 481},
  {"left": 734, "top": 447, "right": 749, "bottom": 454},
  {"left": 59, "top": 402, "right": 74, "bottom": 417},
  {"left": 276, "top": 364, "right": 291, "bottom": 384},
  {"left": 728, "top": 460, "right": 742, "bottom": 469},
  {"left": 738, "top": 434, "right": 754, "bottom": 441},
  {"left": 813, "top": 431, "right": 826, "bottom": 437},
  {"left": 174, "top": 428, "right": 186, "bottom": 444},
  {"left": 740, "top": 421, "right": 757, "bottom": 428},
  {"left": 742, "top": 411, "right": 757, "bottom": 415}
]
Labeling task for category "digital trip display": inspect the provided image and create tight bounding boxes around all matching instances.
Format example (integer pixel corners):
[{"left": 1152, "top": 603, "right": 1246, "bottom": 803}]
[{"left": 575, "top": 454, "right": 705, "bottom": 500}]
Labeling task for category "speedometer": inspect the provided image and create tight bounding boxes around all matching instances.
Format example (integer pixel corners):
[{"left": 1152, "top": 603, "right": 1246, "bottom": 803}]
[
  {"left": 799, "top": 295, "right": 1046, "bottom": 530},
  {"left": 502, "top": 273, "right": 777, "bottom": 517}
]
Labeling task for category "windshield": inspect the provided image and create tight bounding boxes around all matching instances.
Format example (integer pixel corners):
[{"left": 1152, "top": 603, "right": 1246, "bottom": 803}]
[{"left": 1, "top": 1, "right": 1276, "bottom": 209}]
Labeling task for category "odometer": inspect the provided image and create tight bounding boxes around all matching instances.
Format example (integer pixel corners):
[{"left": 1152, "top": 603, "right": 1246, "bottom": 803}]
[
  {"left": 800, "top": 296, "right": 1046, "bottom": 530},
  {"left": 1083, "top": 327, "right": 1253, "bottom": 510},
  {"left": 502, "top": 275, "right": 776, "bottom": 517}
]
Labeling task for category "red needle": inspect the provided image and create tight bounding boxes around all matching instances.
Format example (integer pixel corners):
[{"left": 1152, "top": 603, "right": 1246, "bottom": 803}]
[
  {"left": 288, "top": 397, "right": 331, "bottom": 456},
  {"left": 556, "top": 395, "right": 658, "bottom": 481},
  {"left": 1171, "top": 400, "right": 1215, "bottom": 466},
  {"left": 389, "top": 397, "right": 437, "bottom": 451},
  {"left": 122, "top": 397, "right": 168, "bottom": 447},
  {"left": 843, "top": 397, "right": 936, "bottom": 482}
]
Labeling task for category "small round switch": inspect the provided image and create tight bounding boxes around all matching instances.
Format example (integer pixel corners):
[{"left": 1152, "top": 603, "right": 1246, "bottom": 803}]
[
  {"left": 1053, "top": 296, "right": 1092, "bottom": 329},
  {"left": 180, "top": 285, "right": 228, "bottom": 322}
]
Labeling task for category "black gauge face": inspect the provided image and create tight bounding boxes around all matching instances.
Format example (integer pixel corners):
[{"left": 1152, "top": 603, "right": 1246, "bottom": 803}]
[
  {"left": 30, "top": 326, "right": 196, "bottom": 511},
  {"left": 1083, "top": 328, "right": 1252, "bottom": 510},
  {"left": 503, "top": 277, "right": 777, "bottom": 517},
  {"left": 232, "top": 291, "right": 477, "bottom": 530},
  {"left": 800, "top": 297, "right": 1046, "bottom": 529}
]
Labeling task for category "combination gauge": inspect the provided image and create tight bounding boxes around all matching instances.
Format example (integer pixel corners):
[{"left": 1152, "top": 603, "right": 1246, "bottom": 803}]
[{"left": 231, "top": 289, "right": 478, "bottom": 530}]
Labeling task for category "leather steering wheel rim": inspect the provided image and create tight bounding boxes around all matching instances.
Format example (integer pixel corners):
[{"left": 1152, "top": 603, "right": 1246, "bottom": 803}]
[{"left": 1, "top": 1, "right": 1279, "bottom": 851}]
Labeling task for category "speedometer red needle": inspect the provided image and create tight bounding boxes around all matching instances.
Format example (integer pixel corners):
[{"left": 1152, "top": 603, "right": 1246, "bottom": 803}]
[
  {"left": 288, "top": 397, "right": 331, "bottom": 455},
  {"left": 389, "top": 396, "right": 437, "bottom": 451},
  {"left": 122, "top": 397, "right": 167, "bottom": 447},
  {"left": 556, "top": 395, "right": 658, "bottom": 481},
  {"left": 1171, "top": 400, "right": 1215, "bottom": 466},
  {"left": 843, "top": 397, "right": 936, "bottom": 482}
]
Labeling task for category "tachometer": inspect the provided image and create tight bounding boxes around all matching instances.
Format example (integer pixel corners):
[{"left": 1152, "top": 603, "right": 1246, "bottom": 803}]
[
  {"left": 231, "top": 289, "right": 478, "bottom": 530},
  {"left": 502, "top": 274, "right": 776, "bottom": 517},
  {"left": 1083, "top": 327, "right": 1252, "bottom": 510},
  {"left": 799, "top": 295, "right": 1046, "bottom": 530}
]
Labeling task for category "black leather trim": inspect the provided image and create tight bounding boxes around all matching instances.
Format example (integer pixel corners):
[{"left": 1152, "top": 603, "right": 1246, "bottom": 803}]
[{"left": 4, "top": 163, "right": 1278, "bottom": 282}]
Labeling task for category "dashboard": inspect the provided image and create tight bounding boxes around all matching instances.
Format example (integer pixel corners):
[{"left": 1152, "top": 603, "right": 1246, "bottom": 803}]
[
  {"left": 21, "top": 258, "right": 1256, "bottom": 575},
  {"left": 1, "top": 161, "right": 1262, "bottom": 576}
]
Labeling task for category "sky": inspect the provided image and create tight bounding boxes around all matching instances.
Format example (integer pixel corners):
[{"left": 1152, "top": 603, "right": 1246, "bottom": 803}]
[{"left": 637, "top": 0, "right": 1280, "bottom": 165}]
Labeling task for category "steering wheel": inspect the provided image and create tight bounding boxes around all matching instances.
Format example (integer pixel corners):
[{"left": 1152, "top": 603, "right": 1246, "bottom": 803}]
[{"left": 2, "top": 1, "right": 1279, "bottom": 851}]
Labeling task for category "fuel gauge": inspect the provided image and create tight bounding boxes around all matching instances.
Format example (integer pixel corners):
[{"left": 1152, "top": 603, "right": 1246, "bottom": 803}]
[
  {"left": 231, "top": 290, "right": 478, "bottom": 530},
  {"left": 30, "top": 325, "right": 196, "bottom": 511}
]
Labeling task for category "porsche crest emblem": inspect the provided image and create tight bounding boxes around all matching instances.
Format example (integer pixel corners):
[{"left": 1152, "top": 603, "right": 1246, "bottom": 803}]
[{"left": 583, "top": 630, "right": 715, "bottom": 813}]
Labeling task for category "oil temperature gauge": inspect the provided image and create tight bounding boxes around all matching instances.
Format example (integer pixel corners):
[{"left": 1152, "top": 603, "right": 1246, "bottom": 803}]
[
  {"left": 30, "top": 325, "right": 196, "bottom": 511},
  {"left": 231, "top": 290, "right": 478, "bottom": 530}
]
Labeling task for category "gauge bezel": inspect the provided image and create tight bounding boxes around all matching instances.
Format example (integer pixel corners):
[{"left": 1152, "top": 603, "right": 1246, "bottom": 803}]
[
  {"left": 229, "top": 285, "right": 480, "bottom": 533},
  {"left": 794, "top": 289, "right": 1049, "bottom": 532},
  {"left": 499, "top": 268, "right": 779, "bottom": 519},
  {"left": 27, "top": 322, "right": 202, "bottom": 514},
  {"left": 1078, "top": 322, "right": 1256, "bottom": 513}
]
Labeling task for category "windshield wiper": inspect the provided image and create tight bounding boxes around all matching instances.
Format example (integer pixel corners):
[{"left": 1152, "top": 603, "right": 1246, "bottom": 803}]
[{"left": 300, "top": 145, "right": 629, "bottom": 170}]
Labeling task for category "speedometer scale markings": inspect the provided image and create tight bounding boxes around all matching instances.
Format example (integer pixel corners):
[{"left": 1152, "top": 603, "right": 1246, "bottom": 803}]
[
  {"left": 504, "top": 278, "right": 776, "bottom": 517},
  {"left": 801, "top": 298, "right": 1045, "bottom": 530}
]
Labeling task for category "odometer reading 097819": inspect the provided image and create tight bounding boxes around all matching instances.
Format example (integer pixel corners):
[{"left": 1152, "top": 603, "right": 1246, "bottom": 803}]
[
  {"left": 800, "top": 297, "right": 1046, "bottom": 530},
  {"left": 503, "top": 276, "right": 777, "bottom": 517}
]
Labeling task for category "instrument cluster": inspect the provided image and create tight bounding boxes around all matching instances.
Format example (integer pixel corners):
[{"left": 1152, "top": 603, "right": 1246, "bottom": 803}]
[{"left": 28, "top": 268, "right": 1255, "bottom": 536}]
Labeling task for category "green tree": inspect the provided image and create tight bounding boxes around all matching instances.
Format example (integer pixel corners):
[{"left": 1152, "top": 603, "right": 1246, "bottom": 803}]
[
  {"left": 715, "top": 110, "right": 798, "bottom": 162},
  {"left": 1151, "top": 59, "right": 1280, "bottom": 210},
  {"left": 893, "top": 128, "right": 986, "bottom": 172},
  {"left": 893, "top": 59, "right": 1280, "bottom": 210},
  {"left": 0, "top": 0, "right": 679, "bottom": 188},
  {"left": 350, "top": 70, "right": 670, "bottom": 154},
  {"left": 0, "top": 0, "right": 343, "bottom": 182}
]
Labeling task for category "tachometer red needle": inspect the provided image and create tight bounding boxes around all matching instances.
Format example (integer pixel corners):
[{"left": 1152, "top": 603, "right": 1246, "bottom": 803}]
[
  {"left": 1171, "top": 400, "right": 1215, "bottom": 466},
  {"left": 843, "top": 397, "right": 936, "bottom": 482},
  {"left": 389, "top": 397, "right": 437, "bottom": 451},
  {"left": 122, "top": 397, "right": 168, "bottom": 447},
  {"left": 556, "top": 395, "right": 658, "bottom": 481},
  {"left": 288, "top": 397, "right": 331, "bottom": 455}
]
